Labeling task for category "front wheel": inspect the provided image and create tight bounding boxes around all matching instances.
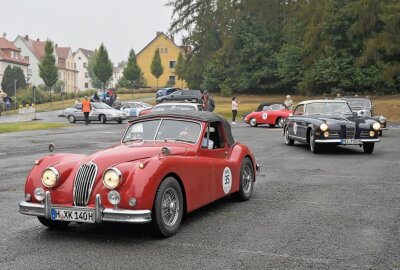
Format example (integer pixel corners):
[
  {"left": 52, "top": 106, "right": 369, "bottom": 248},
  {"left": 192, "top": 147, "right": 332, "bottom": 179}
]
[
  {"left": 310, "top": 130, "right": 320, "bottom": 154},
  {"left": 236, "top": 157, "right": 254, "bottom": 201},
  {"left": 153, "top": 177, "right": 184, "bottom": 237},
  {"left": 37, "top": 217, "right": 70, "bottom": 230},
  {"left": 363, "top": 143, "right": 374, "bottom": 154},
  {"left": 284, "top": 126, "right": 294, "bottom": 145},
  {"left": 117, "top": 119, "right": 123, "bottom": 124},
  {"left": 249, "top": 118, "right": 257, "bottom": 127},
  {"left": 99, "top": 114, "right": 107, "bottom": 124},
  {"left": 275, "top": 117, "right": 284, "bottom": 128},
  {"left": 68, "top": 115, "right": 76, "bottom": 123},
  {"left": 379, "top": 130, "right": 382, "bottom": 136}
]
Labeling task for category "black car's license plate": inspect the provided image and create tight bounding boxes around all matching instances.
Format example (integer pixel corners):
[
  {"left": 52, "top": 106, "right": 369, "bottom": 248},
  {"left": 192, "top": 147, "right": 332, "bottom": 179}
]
[
  {"left": 50, "top": 207, "right": 95, "bottom": 223},
  {"left": 341, "top": 139, "right": 361, "bottom": 145}
]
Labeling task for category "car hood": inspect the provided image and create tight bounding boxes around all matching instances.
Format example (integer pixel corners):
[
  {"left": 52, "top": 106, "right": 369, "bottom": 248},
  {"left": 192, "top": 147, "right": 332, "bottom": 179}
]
[
  {"left": 316, "top": 115, "right": 372, "bottom": 126},
  {"left": 83, "top": 143, "right": 188, "bottom": 169}
]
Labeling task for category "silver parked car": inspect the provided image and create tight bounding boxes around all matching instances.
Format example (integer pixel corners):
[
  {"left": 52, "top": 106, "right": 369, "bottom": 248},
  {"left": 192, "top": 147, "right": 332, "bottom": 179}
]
[{"left": 63, "top": 102, "right": 126, "bottom": 124}]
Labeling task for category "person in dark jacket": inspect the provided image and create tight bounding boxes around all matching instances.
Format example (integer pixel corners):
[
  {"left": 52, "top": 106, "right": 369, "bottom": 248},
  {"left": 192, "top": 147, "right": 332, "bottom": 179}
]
[{"left": 201, "top": 90, "right": 215, "bottom": 112}]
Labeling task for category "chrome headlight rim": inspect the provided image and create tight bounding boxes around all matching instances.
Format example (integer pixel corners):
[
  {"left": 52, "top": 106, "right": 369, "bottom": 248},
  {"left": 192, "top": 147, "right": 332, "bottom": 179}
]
[
  {"left": 379, "top": 116, "right": 386, "bottom": 123},
  {"left": 102, "top": 167, "right": 122, "bottom": 189},
  {"left": 320, "top": 123, "right": 328, "bottom": 132},
  {"left": 41, "top": 167, "right": 60, "bottom": 188},
  {"left": 372, "top": 122, "right": 381, "bottom": 131}
]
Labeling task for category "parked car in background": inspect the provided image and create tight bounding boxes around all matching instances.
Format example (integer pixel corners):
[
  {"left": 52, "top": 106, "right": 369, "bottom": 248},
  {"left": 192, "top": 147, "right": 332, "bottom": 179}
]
[
  {"left": 156, "top": 90, "right": 202, "bottom": 103},
  {"left": 156, "top": 87, "right": 180, "bottom": 99},
  {"left": 336, "top": 97, "right": 387, "bottom": 136},
  {"left": 283, "top": 100, "right": 381, "bottom": 154},
  {"left": 139, "top": 102, "right": 204, "bottom": 116},
  {"left": 244, "top": 103, "right": 293, "bottom": 128},
  {"left": 63, "top": 102, "right": 126, "bottom": 124},
  {"left": 121, "top": 101, "right": 153, "bottom": 118},
  {"left": 19, "top": 111, "right": 258, "bottom": 237}
]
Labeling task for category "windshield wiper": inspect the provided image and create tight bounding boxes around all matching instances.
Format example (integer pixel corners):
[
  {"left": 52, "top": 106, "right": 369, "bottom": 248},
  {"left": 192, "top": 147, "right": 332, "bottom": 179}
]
[
  {"left": 126, "top": 138, "right": 143, "bottom": 143},
  {"left": 164, "top": 138, "right": 193, "bottom": 144}
]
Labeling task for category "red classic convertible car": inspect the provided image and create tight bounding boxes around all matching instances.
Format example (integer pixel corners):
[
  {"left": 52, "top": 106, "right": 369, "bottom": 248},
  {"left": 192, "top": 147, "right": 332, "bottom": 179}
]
[
  {"left": 19, "top": 111, "right": 258, "bottom": 237},
  {"left": 244, "top": 103, "right": 293, "bottom": 127}
]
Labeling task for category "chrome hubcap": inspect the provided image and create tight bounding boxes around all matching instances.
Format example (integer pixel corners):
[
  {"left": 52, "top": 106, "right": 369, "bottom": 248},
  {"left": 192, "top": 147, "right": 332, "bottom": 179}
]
[
  {"left": 278, "top": 118, "right": 284, "bottom": 127},
  {"left": 161, "top": 187, "right": 179, "bottom": 227},
  {"left": 242, "top": 166, "right": 252, "bottom": 194},
  {"left": 250, "top": 119, "right": 256, "bottom": 126}
]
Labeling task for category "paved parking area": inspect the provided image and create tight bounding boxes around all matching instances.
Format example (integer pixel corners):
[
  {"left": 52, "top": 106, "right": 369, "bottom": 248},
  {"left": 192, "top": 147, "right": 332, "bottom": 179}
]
[{"left": 0, "top": 122, "right": 399, "bottom": 269}]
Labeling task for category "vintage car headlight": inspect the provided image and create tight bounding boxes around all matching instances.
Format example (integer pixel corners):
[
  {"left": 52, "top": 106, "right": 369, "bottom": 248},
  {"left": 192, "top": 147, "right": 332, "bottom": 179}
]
[
  {"left": 34, "top": 187, "right": 45, "bottom": 201},
  {"left": 379, "top": 116, "right": 386, "bottom": 123},
  {"left": 372, "top": 122, "right": 381, "bottom": 131},
  {"left": 108, "top": 190, "right": 121, "bottom": 206},
  {"left": 323, "top": 131, "right": 330, "bottom": 138},
  {"left": 369, "top": 131, "right": 375, "bottom": 137},
  {"left": 320, "top": 123, "right": 328, "bottom": 132},
  {"left": 41, "top": 167, "right": 59, "bottom": 188},
  {"left": 102, "top": 168, "right": 122, "bottom": 189}
]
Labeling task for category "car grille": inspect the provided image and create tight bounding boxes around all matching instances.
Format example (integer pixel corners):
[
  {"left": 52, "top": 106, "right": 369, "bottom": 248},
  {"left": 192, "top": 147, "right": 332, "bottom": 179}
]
[
  {"left": 328, "top": 131, "right": 339, "bottom": 138},
  {"left": 73, "top": 163, "right": 98, "bottom": 206},
  {"left": 360, "top": 130, "right": 370, "bottom": 138},
  {"left": 346, "top": 125, "right": 356, "bottom": 139}
]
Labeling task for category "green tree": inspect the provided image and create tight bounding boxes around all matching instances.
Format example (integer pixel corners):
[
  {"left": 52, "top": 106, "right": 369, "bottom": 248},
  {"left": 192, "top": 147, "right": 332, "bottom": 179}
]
[
  {"left": 151, "top": 49, "right": 164, "bottom": 90},
  {"left": 121, "top": 49, "right": 143, "bottom": 94},
  {"left": 39, "top": 40, "right": 58, "bottom": 104},
  {"left": 1, "top": 65, "right": 27, "bottom": 97},
  {"left": 87, "top": 50, "right": 103, "bottom": 89},
  {"left": 93, "top": 43, "right": 113, "bottom": 89},
  {"left": 175, "top": 52, "right": 186, "bottom": 87}
]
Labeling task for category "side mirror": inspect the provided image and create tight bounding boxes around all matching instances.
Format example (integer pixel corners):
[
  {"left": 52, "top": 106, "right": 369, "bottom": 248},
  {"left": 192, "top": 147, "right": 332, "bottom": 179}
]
[
  {"left": 48, "top": 143, "right": 56, "bottom": 153},
  {"left": 353, "top": 112, "right": 357, "bottom": 116}
]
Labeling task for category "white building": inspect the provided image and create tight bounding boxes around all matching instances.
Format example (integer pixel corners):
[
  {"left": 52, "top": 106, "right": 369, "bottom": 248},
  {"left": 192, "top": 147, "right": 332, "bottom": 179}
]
[
  {"left": 73, "top": 48, "right": 94, "bottom": 91},
  {"left": 0, "top": 37, "right": 29, "bottom": 87},
  {"left": 110, "top": 66, "right": 124, "bottom": 88}
]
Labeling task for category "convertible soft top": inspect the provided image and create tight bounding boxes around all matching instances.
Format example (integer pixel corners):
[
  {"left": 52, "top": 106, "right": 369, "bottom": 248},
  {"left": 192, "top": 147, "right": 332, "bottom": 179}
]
[
  {"left": 256, "top": 103, "right": 287, "bottom": 111},
  {"left": 134, "top": 111, "right": 235, "bottom": 146}
]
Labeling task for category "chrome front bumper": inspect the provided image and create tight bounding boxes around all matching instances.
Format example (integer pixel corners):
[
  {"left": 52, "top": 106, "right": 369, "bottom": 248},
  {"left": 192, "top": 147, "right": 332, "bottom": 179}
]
[
  {"left": 19, "top": 192, "right": 152, "bottom": 224},
  {"left": 315, "top": 138, "right": 381, "bottom": 143}
]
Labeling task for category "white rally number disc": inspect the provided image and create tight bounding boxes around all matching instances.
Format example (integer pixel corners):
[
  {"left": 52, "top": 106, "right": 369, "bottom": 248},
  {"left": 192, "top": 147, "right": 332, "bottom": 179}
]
[
  {"left": 222, "top": 167, "right": 232, "bottom": 194},
  {"left": 262, "top": 112, "right": 268, "bottom": 120}
]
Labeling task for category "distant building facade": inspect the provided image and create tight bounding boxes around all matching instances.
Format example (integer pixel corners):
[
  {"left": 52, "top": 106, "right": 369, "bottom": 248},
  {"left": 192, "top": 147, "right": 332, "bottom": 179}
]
[
  {"left": 136, "top": 32, "right": 187, "bottom": 89},
  {"left": 0, "top": 37, "right": 29, "bottom": 86},
  {"left": 73, "top": 48, "right": 93, "bottom": 91},
  {"left": 56, "top": 47, "right": 77, "bottom": 93}
]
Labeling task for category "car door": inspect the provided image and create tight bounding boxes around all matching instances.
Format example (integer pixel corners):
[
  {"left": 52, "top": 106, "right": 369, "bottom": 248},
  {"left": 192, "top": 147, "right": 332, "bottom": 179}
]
[
  {"left": 289, "top": 104, "right": 306, "bottom": 140},
  {"left": 169, "top": 91, "right": 182, "bottom": 101},
  {"left": 73, "top": 104, "right": 84, "bottom": 120}
]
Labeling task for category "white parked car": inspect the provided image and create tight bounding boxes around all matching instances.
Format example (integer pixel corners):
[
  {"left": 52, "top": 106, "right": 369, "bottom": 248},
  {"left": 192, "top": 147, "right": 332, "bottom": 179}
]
[
  {"left": 63, "top": 102, "right": 126, "bottom": 124},
  {"left": 120, "top": 101, "right": 153, "bottom": 118}
]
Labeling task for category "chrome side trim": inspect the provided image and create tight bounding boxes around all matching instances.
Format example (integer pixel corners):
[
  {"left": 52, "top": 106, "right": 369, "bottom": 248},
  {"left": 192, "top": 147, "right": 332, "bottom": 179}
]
[
  {"left": 315, "top": 138, "right": 381, "bottom": 143},
  {"left": 19, "top": 193, "right": 152, "bottom": 224}
]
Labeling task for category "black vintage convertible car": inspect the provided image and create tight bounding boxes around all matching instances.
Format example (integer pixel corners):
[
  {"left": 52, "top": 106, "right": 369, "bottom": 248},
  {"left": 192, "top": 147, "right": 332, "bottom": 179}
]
[{"left": 283, "top": 100, "right": 381, "bottom": 154}]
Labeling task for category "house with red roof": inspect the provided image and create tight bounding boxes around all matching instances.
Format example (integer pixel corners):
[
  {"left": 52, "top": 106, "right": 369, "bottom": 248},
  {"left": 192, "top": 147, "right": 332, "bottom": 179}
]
[{"left": 0, "top": 37, "right": 29, "bottom": 87}]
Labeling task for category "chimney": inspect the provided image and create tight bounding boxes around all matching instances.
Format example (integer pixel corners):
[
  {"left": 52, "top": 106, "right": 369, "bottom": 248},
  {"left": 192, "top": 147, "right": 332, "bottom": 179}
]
[
  {"left": 170, "top": 35, "right": 174, "bottom": 43},
  {"left": 25, "top": 35, "right": 29, "bottom": 41},
  {"left": 36, "top": 38, "right": 40, "bottom": 41},
  {"left": 156, "top": 31, "right": 162, "bottom": 37},
  {"left": 55, "top": 44, "right": 58, "bottom": 48}
]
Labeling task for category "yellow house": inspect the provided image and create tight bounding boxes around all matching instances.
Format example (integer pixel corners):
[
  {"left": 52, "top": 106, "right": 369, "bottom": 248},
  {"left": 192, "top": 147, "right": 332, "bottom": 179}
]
[
  {"left": 56, "top": 47, "right": 77, "bottom": 93},
  {"left": 137, "top": 32, "right": 187, "bottom": 89}
]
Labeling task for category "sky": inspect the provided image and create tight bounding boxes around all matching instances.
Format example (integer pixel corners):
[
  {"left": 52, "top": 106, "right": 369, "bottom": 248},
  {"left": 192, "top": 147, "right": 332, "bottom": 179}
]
[{"left": 0, "top": 0, "right": 181, "bottom": 64}]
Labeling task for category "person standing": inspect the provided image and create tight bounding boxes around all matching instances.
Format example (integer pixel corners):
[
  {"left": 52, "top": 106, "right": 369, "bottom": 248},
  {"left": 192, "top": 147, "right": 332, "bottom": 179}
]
[
  {"left": 231, "top": 97, "right": 240, "bottom": 124},
  {"left": 284, "top": 95, "right": 293, "bottom": 109},
  {"left": 74, "top": 98, "right": 79, "bottom": 105},
  {"left": 202, "top": 90, "right": 215, "bottom": 112},
  {"left": 81, "top": 96, "right": 91, "bottom": 125}
]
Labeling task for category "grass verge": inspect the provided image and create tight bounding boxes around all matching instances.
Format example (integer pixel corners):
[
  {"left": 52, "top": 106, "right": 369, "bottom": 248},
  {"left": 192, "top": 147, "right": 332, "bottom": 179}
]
[{"left": 0, "top": 122, "right": 68, "bottom": 134}]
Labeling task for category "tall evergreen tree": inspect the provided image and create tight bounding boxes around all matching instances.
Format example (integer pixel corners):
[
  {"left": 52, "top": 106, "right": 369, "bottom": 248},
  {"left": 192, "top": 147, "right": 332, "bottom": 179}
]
[
  {"left": 93, "top": 43, "right": 113, "bottom": 89},
  {"left": 121, "top": 49, "right": 143, "bottom": 91},
  {"left": 1, "top": 65, "right": 27, "bottom": 97},
  {"left": 87, "top": 50, "right": 103, "bottom": 89},
  {"left": 151, "top": 49, "right": 164, "bottom": 90},
  {"left": 38, "top": 40, "right": 58, "bottom": 105}
]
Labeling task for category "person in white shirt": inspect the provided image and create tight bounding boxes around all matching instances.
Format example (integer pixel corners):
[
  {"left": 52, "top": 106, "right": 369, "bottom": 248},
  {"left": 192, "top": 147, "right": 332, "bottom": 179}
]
[
  {"left": 284, "top": 95, "right": 293, "bottom": 109},
  {"left": 231, "top": 97, "right": 240, "bottom": 124}
]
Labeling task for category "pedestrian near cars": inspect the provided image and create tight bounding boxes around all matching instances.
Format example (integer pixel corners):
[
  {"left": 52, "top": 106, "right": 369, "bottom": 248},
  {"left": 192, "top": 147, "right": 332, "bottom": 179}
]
[
  {"left": 231, "top": 97, "right": 240, "bottom": 124},
  {"left": 113, "top": 97, "right": 122, "bottom": 110},
  {"left": 201, "top": 90, "right": 215, "bottom": 112},
  {"left": 284, "top": 95, "right": 293, "bottom": 109},
  {"left": 81, "top": 96, "right": 91, "bottom": 125},
  {"left": 74, "top": 98, "right": 79, "bottom": 105}
]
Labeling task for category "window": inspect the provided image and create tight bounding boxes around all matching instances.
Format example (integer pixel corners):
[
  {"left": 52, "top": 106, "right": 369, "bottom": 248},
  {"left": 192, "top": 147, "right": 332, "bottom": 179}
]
[
  {"left": 169, "top": 76, "right": 176, "bottom": 84},
  {"left": 169, "top": 61, "right": 176, "bottom": 68},
  {"left": 202, "top": 122, "right": 225, "bottom": 149},
  {"left": 160, "top": 48, "right": 168, "bottom": 53},
  {"left": 74, "top": 63, "right": 76, "bottom": 68},
  {"left": 78, "top": 57, "right": 81, "bottom": 60},
  {"left": 83, "top": 62, "right": 87, "bottom": 68},
  {"left": 24, "top": 56, "right": 29, "bottom": 61},
  {"left": 85, "top": 72, "right": 89, "bottom": 78},
  {"left": 294, "top": 105, "right": 304, "bottom": 115}
]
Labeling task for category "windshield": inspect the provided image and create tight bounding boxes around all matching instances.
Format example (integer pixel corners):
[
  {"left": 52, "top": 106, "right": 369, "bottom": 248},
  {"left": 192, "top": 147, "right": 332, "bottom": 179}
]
[
  {"left": 262, "top": 104, "right": 286, "bottom": 111},
  {"left": 92, "top": 103, "right": 112, "bottom": 109},
  {"left": 346, "top": 99, "right": 371, "bottom": 109},
  {"left": 154, "top": 104, "right": 198, "bottom": 111},
  {"left": 123, "top": 119, "right": 201, "bottom": 144},
  {"left": 305, "top": 102, "right": 353, "bottom": 116}
]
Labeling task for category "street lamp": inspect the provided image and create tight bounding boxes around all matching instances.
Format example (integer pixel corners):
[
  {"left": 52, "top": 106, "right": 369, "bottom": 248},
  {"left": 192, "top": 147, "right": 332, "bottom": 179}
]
[{"left": 14, "top": 79, "right": 17, "bottom": 110}]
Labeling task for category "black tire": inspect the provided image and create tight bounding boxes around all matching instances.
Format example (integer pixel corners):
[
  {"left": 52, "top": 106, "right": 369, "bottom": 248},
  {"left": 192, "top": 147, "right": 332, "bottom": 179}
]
[
  {"left": 236, "top": 157, "right": 254, "bottom": 201},
  {"left": 249, "top": 118, "right": 257, "bottom": 127},
  {"left": 68, "top": 115, "right": 76, "bottom": 123},
  {"left": 37, "top": 217, "right": 70, "bottom": 230},
  {"left": 275, "top": 117, "right": 284, "bottom": 128},
  {"left": 99, "top": 114, "right": 107, "bottom": 124},
  {"left": 117, "top": 119, "right": 123, "bottom": 124},
  {"left": 363, "top": 143, "right": 374, "bottom": 154},
  {"left": 162, "top": 99, "right": 167, "bottom": 103},
  {"left": 310, "top": 130, "right": 320, "bottom": 154},
  {"left": 153, "top": 177, "right": 184, "bottom": 237},
  {"left": 379, "top": 130, "right": 382, "bottom": 136},
  {"left": 284, "top": 126, "right": 294, "bottom": 145}
]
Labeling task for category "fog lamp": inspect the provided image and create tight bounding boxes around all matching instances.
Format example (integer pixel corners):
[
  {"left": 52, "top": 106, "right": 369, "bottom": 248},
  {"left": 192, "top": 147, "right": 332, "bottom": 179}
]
[
  {"left": 41, "top": 167, "right": 59, "bottom": 188},
  {"left": 34, "top": 187, "right": 45, "bottom": 202},
  {"left": 25, "top": 193, "right": 31, "bottom": 202},
  {"left": 369, "top": 131, "right": 375, "bottom": 137},
  {"left": 108, "top": 190, "right": 121, "bottom": 206},
  {"left": 372, "top": 123, "right": 380, "bottom": 130},
  {"left": 323, "top": 131, "right": 330, "bottom": 138},
  {"left": 129, "top": 198, "right": 137, "bottom": 207}
]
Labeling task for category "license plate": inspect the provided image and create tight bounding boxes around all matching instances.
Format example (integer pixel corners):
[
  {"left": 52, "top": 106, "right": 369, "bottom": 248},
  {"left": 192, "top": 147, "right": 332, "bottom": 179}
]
[
  {"left": 342, "top": 139, "right": 361, "bottom": 145},
  {"left": 50, "top": 207, "right": 95, "bottom": 223}
]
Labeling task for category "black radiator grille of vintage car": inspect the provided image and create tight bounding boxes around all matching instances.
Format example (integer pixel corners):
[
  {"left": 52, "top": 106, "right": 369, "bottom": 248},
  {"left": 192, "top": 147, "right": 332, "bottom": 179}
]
[
  {"left": 73, "top": 163, "right": 98, "bottom": 206},
  {"left": 345, "top": 125, "right": 356, "bottom": 139},
  {"left": 360, "top": 130, "right": 370, "bottom": 138}
]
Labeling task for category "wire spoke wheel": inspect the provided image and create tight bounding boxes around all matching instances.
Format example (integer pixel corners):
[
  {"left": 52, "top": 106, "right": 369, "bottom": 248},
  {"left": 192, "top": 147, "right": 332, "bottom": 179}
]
[
  {"left": 161, "top": 187, "right": 180, "bottom": 227},
  {"left": 242, "top": 166, "right": 252, "bottom": 194}
]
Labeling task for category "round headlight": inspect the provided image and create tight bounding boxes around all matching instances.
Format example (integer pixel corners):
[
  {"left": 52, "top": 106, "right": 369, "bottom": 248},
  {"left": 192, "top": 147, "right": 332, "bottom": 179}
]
[
  {"left": 41, "top": 167, "right": 59, "bottom": 188},
  {"left": 108, "top": 190, "right": 121, "bottom": 206},
  {"left": 34, "top": 187, "right": 45, "bottom": 201},
  {"left": 102, "top": 168, "right": 122, "bottom": 189},
  {"left": 323, "top": 131, "right": 330, "bottom": 138},
  {"left": 379, "top": 116, "right": 386, "bottom": 123},
  {"left": 369, "top": 131, "right": 375, "bottom": 137},
  {"left": 372, "top": 122, "right": 380, "bottom": 130},
  {"left": 320, "top": 123, "right": 328, "bottom": 132}
]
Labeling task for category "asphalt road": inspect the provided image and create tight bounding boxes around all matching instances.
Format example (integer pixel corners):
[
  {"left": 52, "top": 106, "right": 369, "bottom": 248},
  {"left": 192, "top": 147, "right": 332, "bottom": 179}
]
[{"left": 0, "top": 121, "right": 399, "bottom": 269}]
